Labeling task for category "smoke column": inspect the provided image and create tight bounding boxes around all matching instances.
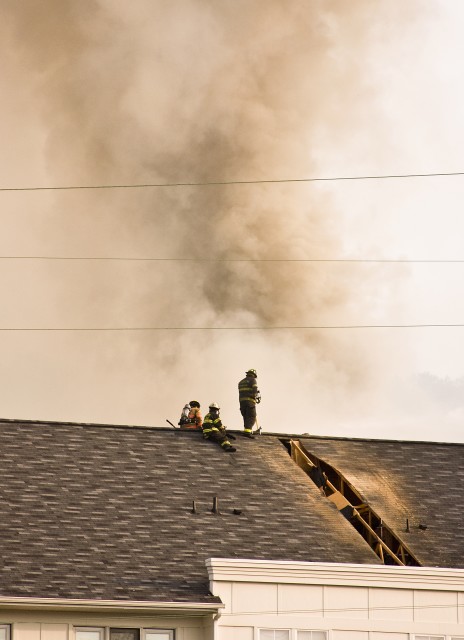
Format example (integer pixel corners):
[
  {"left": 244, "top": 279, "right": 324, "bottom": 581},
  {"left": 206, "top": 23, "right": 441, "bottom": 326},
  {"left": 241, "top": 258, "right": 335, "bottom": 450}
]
[{"left": 0, "top": 1, "right": 422, "bottom": 432}]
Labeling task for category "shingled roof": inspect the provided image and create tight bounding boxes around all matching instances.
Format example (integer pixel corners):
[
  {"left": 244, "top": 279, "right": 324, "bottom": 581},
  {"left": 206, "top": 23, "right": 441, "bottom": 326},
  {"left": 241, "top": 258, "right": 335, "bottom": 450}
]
[
  {"left": 299, "top": 435, "right": 464, "bottom": 570},
  {"left": 0, "top": 420, "right": 378, "bottom": 603},
  {"left": 0, "top": 420, "right": 461, "bottom": 604}
]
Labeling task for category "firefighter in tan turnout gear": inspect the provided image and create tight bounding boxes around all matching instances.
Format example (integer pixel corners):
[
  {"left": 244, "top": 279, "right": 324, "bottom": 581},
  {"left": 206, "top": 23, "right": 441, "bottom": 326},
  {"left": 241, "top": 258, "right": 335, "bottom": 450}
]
[
  {"left": 202, "top": 403, "right": 236, "bottom": 452},
  {"left": 238, "top": 368, "right": 260, "bottom": 438},
  {"left": 178, "top": 400, "right": 203, "bottom": 429}
]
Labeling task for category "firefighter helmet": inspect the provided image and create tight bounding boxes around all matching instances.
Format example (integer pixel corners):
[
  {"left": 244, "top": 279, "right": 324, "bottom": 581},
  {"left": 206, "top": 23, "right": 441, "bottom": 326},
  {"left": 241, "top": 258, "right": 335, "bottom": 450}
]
[
  {"left": 189, "top": 400, "right": 200, "bottom": 408},
  {"left": 246, "top": 369, "right": 257, "bottom": 377},
  {"left": 209, "top": 402, "right": 220, "bottom": 410}
]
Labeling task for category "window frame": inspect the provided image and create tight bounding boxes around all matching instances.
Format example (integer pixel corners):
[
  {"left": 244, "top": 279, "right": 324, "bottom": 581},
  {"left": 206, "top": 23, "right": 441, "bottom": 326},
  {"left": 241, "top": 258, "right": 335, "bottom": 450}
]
[
  {"left": 109, "top": 630, "right": 140, "bottom": 640},
  {"left": 74, "top": 628, "right": 175, "bottom": 640},
  {"left": 143, "top": 631, "right": 175, "bottom": 640},
  {"left": 0, "top": 625, "right": 10, "bottom": 640},
  {"left": 296, "top": 631, "right": 328, "bottom": 640},
  {"left": 75, "top": 628, "right": 105, "bottom": 640},
  {"left": 258, "top": 630, "right": 291, "bottom": 640}
]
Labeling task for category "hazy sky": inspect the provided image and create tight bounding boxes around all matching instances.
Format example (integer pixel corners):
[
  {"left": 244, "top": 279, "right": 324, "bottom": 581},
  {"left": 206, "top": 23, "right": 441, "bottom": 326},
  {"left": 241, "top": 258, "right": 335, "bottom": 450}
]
[{"left": 1, "top": 1, "right": 464, "bottom": 442}]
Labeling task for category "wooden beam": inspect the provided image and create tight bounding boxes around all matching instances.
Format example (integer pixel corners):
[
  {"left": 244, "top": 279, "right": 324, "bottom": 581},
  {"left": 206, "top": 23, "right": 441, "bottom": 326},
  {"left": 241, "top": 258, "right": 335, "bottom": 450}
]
[
  {"left": 353, "top": 511, "right": 404, "bottom": 566},
  {"left": 290, "top": 439, "right": 412, "bottom": 567}
]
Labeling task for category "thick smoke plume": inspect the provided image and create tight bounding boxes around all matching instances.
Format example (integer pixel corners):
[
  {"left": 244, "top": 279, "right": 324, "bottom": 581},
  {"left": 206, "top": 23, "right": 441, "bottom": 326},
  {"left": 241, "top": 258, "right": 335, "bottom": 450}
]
[{"left": 0, "top": 1, "right": 421, "bottom": 432}]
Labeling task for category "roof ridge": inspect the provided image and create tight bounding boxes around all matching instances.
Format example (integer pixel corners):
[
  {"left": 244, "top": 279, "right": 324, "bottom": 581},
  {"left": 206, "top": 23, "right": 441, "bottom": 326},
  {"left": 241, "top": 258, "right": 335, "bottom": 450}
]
[{"left": 0, "top": 418, "right": 462, "bottom": 446}]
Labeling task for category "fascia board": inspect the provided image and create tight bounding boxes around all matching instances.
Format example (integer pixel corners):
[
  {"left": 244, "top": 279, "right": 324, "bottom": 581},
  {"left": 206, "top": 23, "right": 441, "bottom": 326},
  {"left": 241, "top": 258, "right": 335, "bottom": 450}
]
[
  {"left": 0, "top": 597, "right": 223, "bottom": 615},
  {"left": 206, "top": 558, "right": 464, "bottom": 591}
]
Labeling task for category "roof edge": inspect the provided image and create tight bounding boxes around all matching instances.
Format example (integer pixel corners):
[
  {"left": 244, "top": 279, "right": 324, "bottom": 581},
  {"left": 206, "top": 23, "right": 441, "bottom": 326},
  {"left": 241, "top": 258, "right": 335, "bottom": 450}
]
[
  {"left": 206, "top": 558, "right": 464, "bottom": 591},
  {"left": 0, "top": 596, "right": 223, "bottom": 614}
]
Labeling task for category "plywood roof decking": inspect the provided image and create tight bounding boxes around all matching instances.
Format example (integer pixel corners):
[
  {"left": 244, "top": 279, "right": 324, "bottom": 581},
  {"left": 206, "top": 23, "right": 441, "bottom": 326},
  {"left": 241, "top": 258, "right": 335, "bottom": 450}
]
[
  {"left": 0, "top": 421, "right": 379, "bottom": 603},
  {"left": 299, "top": 436, "right": 464, "bottom": 569}
]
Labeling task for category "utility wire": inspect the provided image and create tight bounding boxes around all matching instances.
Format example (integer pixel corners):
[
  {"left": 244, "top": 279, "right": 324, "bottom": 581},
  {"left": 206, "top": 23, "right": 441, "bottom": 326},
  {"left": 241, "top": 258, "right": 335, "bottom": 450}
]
[
  {"left": 1, "top": 170, "right": 464, "bottom": 192},
  {"left": 1, "top": 256, "right": 464, "bottom": 263},
  {"left": 105, "top": 598, "right": 464, "bottom": 621},
  {"left": 0, "top": 324, "right": 463, "bottom": 331},
  {"left": 216, "top": 601, "right": 464, "bottom": 617}
]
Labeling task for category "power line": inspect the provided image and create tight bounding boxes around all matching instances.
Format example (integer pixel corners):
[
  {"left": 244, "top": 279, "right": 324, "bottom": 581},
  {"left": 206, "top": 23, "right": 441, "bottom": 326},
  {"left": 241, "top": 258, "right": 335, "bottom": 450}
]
[
  {"left": 106, "top": 599, "right": 464, "bottom": 621},
  {"left": 1, "top": 170, "right": 464, "bottom": 192},
  {"left": 218, "top": 600, "right": 464, "bottom": 618},
  {"left": 0, "top": 324, "right": 463, "bottom": 331},
  {"left": 1, "top": 256, "right": 464, "bottom": 263}
]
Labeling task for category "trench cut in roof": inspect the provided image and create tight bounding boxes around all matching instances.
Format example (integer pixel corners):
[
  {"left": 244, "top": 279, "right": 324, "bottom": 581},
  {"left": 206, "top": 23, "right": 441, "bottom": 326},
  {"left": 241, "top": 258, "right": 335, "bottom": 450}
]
[{"left": 298, "top": 434, "right": 464, "bottom": 569}]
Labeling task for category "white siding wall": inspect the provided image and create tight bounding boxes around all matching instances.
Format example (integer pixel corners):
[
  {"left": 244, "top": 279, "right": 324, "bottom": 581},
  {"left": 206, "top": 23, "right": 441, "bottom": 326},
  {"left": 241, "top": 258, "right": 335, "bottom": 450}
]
[
  {"left": 207, "top": 559, "right": 464, "bottom": 640},
  {"left": 0, "top": 613, "right": 213, "bottom": 640}
]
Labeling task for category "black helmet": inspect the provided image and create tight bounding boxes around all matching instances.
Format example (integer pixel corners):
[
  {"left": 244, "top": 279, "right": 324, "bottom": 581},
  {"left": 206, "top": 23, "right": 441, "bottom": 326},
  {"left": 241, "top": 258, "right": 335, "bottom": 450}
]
[
  {"left": 189, "top": 400, "right": 200, "bottom": 408},
  {"left": 246, "top": 368, "right": 257, "bottom": 377}
]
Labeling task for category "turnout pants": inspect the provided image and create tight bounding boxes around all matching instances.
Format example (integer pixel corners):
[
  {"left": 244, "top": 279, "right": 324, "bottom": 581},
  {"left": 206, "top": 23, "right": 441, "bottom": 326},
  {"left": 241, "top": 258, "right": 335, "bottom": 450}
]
[
  {"left": 204, "top": 429, "right": 232, "bottom": 449},
  {"left": 240, "top": 402, "right": 256, "bottom": 433}
]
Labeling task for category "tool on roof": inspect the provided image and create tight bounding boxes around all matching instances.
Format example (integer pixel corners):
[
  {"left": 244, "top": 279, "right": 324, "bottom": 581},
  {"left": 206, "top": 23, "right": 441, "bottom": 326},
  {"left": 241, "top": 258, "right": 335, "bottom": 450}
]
[
  {"left": 166, "top": 419, "right": 177, "bottom": 429},
  {"left": 224, "top": 429, "right": 236, "bottom": 440}
]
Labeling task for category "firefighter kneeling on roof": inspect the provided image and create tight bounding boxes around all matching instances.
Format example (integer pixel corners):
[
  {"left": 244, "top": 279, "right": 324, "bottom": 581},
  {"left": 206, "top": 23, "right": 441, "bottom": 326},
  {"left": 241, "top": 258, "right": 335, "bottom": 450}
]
[
  {"left": 203, "top": 403, "right": 236, "bottom": 453},
  {"left": 178, "top": 400, "right": 203, "bottom": 429}
]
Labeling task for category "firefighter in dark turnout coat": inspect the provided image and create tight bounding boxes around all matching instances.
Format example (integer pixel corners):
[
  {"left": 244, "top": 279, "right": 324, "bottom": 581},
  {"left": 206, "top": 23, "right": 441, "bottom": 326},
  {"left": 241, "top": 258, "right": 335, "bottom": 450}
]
[
  {"left": 238, "top": 369, "right": 260, "bottom": 438},
  {"left": 203, "top": 403, "right": 236, "bottom": 452}
]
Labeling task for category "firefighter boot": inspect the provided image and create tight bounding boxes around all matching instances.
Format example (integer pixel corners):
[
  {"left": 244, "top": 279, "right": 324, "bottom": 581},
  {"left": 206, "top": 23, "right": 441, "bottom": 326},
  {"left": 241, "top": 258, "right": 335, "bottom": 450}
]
[{"left": 242, "top": 431, "right": 255, "bottom": 439}]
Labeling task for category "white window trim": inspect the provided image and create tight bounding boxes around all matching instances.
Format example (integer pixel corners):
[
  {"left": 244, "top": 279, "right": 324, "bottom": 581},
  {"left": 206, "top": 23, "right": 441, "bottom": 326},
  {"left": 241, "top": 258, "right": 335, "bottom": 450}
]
[
  {"left": 74, "top": 627, "right": 105, "bottom": 640},
  {"left": 143, "top": 631, "right": 175, "bottom": 640},
  {"left": 296, "top": 631, "right": 328, "bottom": 640},
  {"left": 258, "top": 630, "right": 291, "bottom": 640},
  {"left": 0, "top": 625, "right": 10, "bottom": 640},
  {"left": 258, "top": 631, "right": 329, "bottom": 640},
  {"left": 74, "top": 628, "right": 174, "bottom": 640}
]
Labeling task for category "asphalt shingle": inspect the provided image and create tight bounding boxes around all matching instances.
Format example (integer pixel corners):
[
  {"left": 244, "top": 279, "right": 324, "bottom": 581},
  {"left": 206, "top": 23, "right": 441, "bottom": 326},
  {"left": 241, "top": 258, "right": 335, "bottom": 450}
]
[
  {"left": 3, "top": 422, "right": 462, "bottom": 602},
  {"left": 0, "top": 420, "right": 380, "bottom": 602}
]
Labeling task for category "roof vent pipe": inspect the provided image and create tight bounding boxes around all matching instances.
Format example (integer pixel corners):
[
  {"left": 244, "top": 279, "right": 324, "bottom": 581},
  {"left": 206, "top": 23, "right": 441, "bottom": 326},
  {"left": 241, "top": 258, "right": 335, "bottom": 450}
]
[{"left": 212, "top": 496, "right": 220, "bottom": 514}]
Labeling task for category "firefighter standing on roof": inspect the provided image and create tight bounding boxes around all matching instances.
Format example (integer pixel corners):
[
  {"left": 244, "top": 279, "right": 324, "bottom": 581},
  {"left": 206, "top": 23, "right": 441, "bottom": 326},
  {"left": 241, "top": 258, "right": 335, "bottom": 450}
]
[
  {"left": 203, "top": 403, "right": 236, "bottom": 452},
  {"left": 238, "top": 369, "right": 260, "bottom": 438}
]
